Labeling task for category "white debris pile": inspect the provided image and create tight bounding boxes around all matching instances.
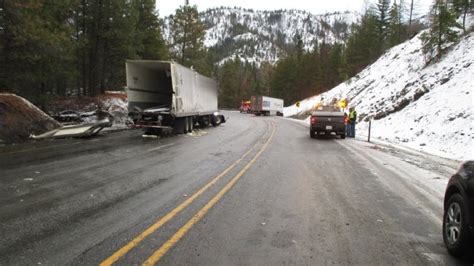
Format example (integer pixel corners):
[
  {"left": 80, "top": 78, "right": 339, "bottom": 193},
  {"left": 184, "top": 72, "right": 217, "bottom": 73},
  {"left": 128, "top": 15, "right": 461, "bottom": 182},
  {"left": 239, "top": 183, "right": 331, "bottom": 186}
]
[
  {"left": 100, "top": 95, "right": 131, "bottom": 129},
  {"left": 284, "top": 19, "right": 474, "bottom": 161},
  {"left": 51, "top": 92, "right": 131, "bottom": 130}
]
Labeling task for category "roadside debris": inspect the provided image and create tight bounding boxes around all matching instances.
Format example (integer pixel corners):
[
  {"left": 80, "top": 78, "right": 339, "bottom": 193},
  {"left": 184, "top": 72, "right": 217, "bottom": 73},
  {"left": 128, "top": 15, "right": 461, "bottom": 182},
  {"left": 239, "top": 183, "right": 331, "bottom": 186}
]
[
  {"left": 31, "top": 119, "right": 112, "bottom": 139},
  {"left": 47, "top": 92, "right": 131, "bottom": 130},
  {"left": 52, "top": 110, "right": 87, "bottom": 123}
]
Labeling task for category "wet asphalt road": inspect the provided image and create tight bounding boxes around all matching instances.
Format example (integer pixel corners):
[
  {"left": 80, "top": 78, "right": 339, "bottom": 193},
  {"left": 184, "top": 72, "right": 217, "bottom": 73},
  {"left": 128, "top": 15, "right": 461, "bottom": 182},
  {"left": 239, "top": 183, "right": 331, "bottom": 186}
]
[{"left": 0, "top": 111, "right": 471, "bottom": 265}]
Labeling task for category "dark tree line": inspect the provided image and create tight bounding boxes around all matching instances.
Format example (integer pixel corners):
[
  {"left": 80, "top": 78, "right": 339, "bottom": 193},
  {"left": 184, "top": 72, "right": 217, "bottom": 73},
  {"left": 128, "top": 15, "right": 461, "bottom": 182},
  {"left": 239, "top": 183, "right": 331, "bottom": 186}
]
[
  {"left": 1, "top": 0, "right": 168, "bottom": 103},
  {"left": 217, "top": 58, "right": 273, "bottom": 108}
]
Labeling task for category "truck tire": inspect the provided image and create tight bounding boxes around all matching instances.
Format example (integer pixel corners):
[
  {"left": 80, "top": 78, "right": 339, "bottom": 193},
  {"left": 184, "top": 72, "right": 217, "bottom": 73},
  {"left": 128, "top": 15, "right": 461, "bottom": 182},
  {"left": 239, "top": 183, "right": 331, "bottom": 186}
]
[
  {"left": 183, "top": 117, "right": 188, "bottom": 133},
  {"left": 173, "top": 118, "right": 186, "bottom": 134},
  {"left": 189, "top": 117, "right": 194, "bottom": 132},
  {"left": 310, "top": 129, "right": 316, "bottom": 138},
  {"left": 443, "top": 193, "right": 472, "bottom": 257},
  {"left": 185, "top": 117, "right": 191, "bottom": 133},
  {"left": 198, "top": 116, "right": 209, "bottom": 127},
  {"left": 211, "top": 115, "right": 220, "bottom": 126}
]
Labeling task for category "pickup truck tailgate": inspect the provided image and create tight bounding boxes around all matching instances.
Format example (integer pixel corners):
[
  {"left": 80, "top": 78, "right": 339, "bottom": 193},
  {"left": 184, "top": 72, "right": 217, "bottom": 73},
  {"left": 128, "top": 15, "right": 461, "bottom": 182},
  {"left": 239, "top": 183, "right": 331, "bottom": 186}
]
[
  {"left": 315, "top": 115, "right": 344, "bottom": 123},
  {"left": 311, "top": 111, "right": 345, "bottom": 132}
]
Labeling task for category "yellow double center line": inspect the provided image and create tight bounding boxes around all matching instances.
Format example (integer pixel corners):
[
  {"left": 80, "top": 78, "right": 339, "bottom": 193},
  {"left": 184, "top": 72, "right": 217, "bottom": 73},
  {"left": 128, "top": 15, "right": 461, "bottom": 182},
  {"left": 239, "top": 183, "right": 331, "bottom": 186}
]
[{"left": 101, "top": 122, "right": 275, "bottom": 266}]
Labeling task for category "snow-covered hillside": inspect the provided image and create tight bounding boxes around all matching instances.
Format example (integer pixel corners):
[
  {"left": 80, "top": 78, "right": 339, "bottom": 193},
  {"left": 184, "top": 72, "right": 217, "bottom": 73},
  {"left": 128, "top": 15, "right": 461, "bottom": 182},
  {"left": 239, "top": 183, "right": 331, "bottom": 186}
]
[
  {"left": 285, "top": 21, "right": 474, "bottom": 161},
  {"left": 163, "top": 8, "right": 358, "bottom": 65}
]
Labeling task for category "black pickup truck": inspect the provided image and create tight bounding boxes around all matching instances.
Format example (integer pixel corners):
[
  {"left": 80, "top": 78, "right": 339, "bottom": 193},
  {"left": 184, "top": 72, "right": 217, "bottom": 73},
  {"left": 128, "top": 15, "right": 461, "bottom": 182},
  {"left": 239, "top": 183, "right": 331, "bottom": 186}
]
[{"left": 309, "top": 106, "right": 346, "bottom": 139}]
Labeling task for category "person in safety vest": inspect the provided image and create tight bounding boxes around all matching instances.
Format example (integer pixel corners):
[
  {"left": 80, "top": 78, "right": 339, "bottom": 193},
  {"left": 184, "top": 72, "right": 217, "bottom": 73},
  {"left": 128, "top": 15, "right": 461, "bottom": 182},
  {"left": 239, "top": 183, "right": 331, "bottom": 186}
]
[
  {"left": 348, "top": 107, "right": 357, "bottom": 138},
  {"left": 344, "top": 112, "right": 349, "bottom": 137}
]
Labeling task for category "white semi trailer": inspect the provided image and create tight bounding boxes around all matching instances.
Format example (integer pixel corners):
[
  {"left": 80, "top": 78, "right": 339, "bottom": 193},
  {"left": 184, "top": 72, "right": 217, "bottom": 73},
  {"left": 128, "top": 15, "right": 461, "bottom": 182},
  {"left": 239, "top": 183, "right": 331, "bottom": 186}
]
[
  {"left": 125, "top": 60, "right": 225, "bottom": 134},
  {"left": 250, "top": 95, "right": 284, "bottom": 116}
]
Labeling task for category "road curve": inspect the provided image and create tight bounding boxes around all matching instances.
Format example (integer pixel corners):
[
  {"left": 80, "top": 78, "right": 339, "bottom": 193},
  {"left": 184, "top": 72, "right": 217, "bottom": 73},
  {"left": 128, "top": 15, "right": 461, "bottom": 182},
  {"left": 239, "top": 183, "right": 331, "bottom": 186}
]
[{"left": 0, "top": 111, "right": 470, "bottom": 265}]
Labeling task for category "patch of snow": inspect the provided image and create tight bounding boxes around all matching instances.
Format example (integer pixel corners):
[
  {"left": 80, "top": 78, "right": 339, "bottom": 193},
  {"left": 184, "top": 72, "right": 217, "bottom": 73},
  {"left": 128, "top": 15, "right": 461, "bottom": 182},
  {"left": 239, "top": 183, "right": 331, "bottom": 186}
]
[{"left": 285, "top": 17, "right": 474, "bottom": 161}]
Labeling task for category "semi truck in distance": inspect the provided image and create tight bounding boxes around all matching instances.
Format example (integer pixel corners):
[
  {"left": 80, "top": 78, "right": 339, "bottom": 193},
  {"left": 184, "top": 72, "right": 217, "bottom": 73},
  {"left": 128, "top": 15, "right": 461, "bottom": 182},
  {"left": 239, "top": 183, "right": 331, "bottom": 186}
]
[
  {"left": 239, "top": 100, "right": 251, "bottom": 113},
  {"left": 250, "top": 95, "right": 284, "bottom": 116},
  {"left": 125, "top": 60, "right": 225, "bottom": 134}
]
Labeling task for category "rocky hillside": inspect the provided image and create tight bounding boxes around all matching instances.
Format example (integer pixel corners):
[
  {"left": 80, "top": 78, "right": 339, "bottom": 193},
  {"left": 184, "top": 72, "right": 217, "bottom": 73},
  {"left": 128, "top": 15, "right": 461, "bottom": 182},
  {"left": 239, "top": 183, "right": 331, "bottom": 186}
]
[
  {"left": 284, "top": 17, "right": 474, "bottom": 161},
  {"left": 163, "top": 7, "right": 358, "bottom": 65}
]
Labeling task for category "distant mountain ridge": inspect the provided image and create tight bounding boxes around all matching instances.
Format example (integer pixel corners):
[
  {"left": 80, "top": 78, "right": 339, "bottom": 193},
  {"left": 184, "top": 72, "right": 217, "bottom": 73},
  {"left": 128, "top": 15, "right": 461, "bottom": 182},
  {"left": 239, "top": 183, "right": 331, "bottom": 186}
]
[{"left": 163, "top": 7, "right": 359, "bottom": 66}]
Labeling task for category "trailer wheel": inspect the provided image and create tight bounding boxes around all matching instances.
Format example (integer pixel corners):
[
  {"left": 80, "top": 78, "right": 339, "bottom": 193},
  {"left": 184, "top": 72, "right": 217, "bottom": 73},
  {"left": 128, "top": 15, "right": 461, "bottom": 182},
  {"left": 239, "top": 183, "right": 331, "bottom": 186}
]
[
  {"left": 188, "top": 117, "right": 194, "bottom": 132},
  {"left": 211, "top": 115, "right": 221, "bottom": 126},
  {"left": 198, "top": 116, "right": 209, "bottom": 127},
  {"left": 173, "top": 118, "right": 186, "bottom": 134},
  {"left": 185, "top": 117, "right": 191, "bottom": 133}
]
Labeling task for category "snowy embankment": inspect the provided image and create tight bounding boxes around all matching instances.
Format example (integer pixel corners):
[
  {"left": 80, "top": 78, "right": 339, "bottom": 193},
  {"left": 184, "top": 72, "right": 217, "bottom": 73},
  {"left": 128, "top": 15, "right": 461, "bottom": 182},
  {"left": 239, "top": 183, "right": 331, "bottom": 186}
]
[{"left": 284, "top": 20, "right": 473, "bottom": 161}]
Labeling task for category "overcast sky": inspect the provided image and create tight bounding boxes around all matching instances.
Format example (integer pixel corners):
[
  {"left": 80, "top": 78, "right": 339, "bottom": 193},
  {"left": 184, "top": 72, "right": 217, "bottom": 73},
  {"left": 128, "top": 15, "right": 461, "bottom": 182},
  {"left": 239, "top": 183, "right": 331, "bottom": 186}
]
[{"left": 156, "top": 0, "right": 432, "bottom": 18}]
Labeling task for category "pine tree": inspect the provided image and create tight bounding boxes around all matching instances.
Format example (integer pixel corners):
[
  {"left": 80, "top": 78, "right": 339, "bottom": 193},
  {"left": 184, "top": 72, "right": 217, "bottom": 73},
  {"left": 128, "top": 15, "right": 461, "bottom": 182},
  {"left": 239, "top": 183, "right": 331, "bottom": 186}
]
[
  {"left": 258, "top": 62, "right": 274, "bottom": 96},
  {"left": 345, "top": 11, "right": 380, "bottom": 76},
  {"left": 134, "top": 0, "right": 169, "bottom": 60},
  {"left": 408, "top": 0, "right": 415, "bottom": 35},
  {"left": 374, "top": 0, "right": 392, "bottom": 50},
  {"left": 328, "top": 44, "right": 343, "bottom": 87},
  {"left": 169, "top": 3, "right": 207, "bottom": 73},
  {"left": 388, "top": 1, "right": 404, "bottom": 47},
  {"left": 293, "top": 33, "right": 304, "bottom": 60},
  {"left": 1, "top": 0, "right": 75, "bottom": 100},
  {"left": 270, "top": 56, "right": 297, "bottom": 103},
  {"left": 218, "top": 57, "right": 240, "bottom": 108},
  {"left": 450, "top": 0, "right": 473, "bottom": 34},
  {"left": 420, "top": 0, "right": 461, "bottom": 62},
  {"left": 293, "top": 33, "right": 304, "bottom": 99}
]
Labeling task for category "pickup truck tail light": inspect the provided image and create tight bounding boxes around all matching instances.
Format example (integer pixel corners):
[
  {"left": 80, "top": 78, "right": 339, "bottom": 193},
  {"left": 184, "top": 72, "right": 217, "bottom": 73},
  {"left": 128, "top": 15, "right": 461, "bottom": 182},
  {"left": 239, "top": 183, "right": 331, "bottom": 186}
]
[{"left": 311, "top": 116, "right": 317, "bottom": 124}]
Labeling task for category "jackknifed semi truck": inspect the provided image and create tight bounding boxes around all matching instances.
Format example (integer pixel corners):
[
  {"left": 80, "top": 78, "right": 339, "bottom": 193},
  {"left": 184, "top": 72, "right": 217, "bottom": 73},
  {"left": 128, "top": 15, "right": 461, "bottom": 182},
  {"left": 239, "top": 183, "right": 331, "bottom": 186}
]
[
  {"left": 250, "top": 95, "right": 284, "bottom": 116},
  {"left": 125, "top": 60, "right": 225, "bottom": 134}
]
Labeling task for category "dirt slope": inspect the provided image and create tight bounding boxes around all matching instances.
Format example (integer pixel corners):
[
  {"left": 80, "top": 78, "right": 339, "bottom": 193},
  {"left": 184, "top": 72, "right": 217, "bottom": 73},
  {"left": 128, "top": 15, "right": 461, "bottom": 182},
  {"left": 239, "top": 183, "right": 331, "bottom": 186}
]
[{"left": 0, "top": 93, "right": 60, "bottom": 143}]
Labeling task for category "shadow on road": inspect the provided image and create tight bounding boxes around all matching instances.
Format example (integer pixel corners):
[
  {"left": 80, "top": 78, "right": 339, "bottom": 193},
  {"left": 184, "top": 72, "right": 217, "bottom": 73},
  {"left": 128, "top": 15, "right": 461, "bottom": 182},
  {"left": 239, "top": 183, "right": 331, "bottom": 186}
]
[{"left": 310, "top": 133, "right": 345, "bottom": 141}]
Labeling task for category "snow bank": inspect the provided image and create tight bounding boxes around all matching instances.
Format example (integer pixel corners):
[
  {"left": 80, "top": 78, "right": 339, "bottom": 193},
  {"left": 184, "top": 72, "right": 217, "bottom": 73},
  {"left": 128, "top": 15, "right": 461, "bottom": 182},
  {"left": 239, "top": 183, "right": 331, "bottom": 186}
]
[
  {"left": 0, "top": 93, "right": 61, "bottom": 143},
  {"left": 285, "top": 20, "right": 474, "bottom": 161}
]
